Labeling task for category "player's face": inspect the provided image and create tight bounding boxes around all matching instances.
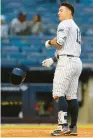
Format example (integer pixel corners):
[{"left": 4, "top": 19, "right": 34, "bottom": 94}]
[{"left": 58, "top": 6, "right": 71, "bottom": 21}]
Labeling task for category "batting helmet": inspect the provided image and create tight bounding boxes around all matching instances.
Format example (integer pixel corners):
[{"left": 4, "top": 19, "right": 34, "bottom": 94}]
[{"left": 10, "top": 68, "right": 26, "bottom": 85}]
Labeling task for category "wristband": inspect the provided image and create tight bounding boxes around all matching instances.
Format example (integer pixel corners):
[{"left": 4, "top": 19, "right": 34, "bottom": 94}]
[{"left": 52, "top": 56, "right": 57, "bottom": 62}]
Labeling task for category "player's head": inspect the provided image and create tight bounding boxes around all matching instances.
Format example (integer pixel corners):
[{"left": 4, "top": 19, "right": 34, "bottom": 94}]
[
  {"left": 58, "top": 2, "right": 74, "bottom": 21},
  {"left": 18, "top": 11, "right": 27, "bottom": 22}
]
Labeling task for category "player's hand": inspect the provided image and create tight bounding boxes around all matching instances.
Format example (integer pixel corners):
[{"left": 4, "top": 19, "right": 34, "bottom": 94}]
[
  {"left": 42, "top": 58, "right": 54, "bottom": 67},
  {"left": 45, "top": 40, "right": 51, "bottom": 49}
]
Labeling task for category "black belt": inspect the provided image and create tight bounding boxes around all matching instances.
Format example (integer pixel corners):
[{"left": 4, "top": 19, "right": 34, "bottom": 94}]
[{"left": 57, "top": 54, "right": 79, "bottom": 59}]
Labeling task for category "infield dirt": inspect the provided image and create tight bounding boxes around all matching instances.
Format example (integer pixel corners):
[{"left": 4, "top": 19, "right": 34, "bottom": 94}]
[{"left": 1, "top": 124, "right": 93, "bottom": 137}]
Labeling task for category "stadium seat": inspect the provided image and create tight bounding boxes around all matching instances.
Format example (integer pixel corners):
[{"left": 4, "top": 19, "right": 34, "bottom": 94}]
[
  {"left": 11, "top": 41, "right": 30, "bottom": 47},
  {"left": 21, "top": 46, "right": 41, "bottom": 53},
  {"left": 1, "top": 52, "right": 7, "bottom": 58},
  {"left": 1, "top": 41, "right": 11, "bottom": 46},
  {"left": 44, "top": 48, "right": 55, "bottom": 57},
  {"left": 27, "top": 53, "right": 46, "bottom": 63},
  {"left": 1, "top": 46, "right": 19, "bottom": 52},
  {"left": 7, "top": 52, "right": 26, "bottom": 59},
  {"left": 18, "top": 59, "right": 41, "bottom": 67},
  {"left": 1, "top": 58, "right": 17, "bottom": 67}
]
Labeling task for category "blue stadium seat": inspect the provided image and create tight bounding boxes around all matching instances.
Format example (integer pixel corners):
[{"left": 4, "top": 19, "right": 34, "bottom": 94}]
[
  {"left": 28, "top": 39, "right": 42, "bottom": 47},
  {"left": 1, "top": 40, "right": 11, "bottom": 46},
  {"left": 1, "top": 52, "right": 7, "bottom": 58},
  {"left": 1, "top": 46, "right": 19, "bottom": 52},
  {"left": 21, "top": 46, "right": 41, "bottom": 53},
  {"left": 81, "top": 58, "right": 93, "bottom": 63},
  {"left": 27, "top": 53, "right": 46, "bottom": 63},
  {"left": 8, "top": 52, "right": 26, "bottom": 59},
  {"left": 11, "top": 41, "right": 30, "bottom": 47},
  {"left": 18, "top": 59, "right": 41, "bottom": 67},
  {"left": 44, "top": 48, "right": 55, "bottom": 57},
  {"left": 1, "top": 58, "right": 17, "bottom": 67}
]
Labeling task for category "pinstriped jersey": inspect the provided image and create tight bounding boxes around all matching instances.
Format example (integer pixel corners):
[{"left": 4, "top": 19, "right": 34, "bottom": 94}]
[{"left": 56, "top": 19, "right": 81, "bottom": 57}]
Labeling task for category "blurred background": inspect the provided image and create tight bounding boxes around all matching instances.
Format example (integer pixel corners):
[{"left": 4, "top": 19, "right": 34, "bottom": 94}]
[{"left": 1, "top": 0, "right": 93, "bottom": 124}]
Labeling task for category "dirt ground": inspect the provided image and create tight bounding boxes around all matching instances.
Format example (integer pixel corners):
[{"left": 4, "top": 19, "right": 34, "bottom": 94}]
[{"left": 1, "top": 127, "right": 93, "bottom": 137}]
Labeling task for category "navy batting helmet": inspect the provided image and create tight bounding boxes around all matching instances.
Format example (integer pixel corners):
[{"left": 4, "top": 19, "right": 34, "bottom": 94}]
[{"left": 10, "top": 68, "right": 26, "bottom": 85}]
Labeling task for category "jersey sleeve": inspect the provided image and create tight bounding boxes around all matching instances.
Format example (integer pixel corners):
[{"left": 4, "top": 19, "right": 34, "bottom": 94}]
[{"left": 56, "top": 23, "right": 70, "bottom": 46}]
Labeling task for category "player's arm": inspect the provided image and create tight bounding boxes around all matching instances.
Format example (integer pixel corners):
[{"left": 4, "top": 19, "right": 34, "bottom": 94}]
[
  {"left": 42, "top": 56, "right": 57, "bottom": 67},
  {"left": 45, "top": 26, "right": 70, "bottom": 49},
  {"left": 46, "top": 37, "right": 61, "bottom": 49}
]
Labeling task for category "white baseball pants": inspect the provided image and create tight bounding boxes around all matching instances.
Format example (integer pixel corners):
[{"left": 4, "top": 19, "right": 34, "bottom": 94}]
[{"left": 53, "top": 56, "right": 82, "bottom": 100}]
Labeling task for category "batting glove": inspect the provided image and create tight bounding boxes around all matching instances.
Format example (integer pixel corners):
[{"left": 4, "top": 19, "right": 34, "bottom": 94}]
[
  {"left": 45, "top": 40, "right": 51, "bottom": 49},
  {"left": 42, "top": 58, "right": 54, "bottom": 67}
]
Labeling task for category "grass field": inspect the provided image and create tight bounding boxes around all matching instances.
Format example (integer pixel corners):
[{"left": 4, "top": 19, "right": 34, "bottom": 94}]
[{"left": 1, "top": 124, "right": 93, "bottom": 138}]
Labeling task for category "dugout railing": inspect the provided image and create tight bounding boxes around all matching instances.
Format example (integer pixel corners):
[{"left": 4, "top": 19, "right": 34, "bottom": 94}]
[{"left": 1, "top": 83, "right": 58, "bottom": 123}]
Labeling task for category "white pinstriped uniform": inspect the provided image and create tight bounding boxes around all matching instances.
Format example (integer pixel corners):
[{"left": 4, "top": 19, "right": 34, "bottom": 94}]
[{"left": 53, "top": 19, "right": 82, "bottom": 99}]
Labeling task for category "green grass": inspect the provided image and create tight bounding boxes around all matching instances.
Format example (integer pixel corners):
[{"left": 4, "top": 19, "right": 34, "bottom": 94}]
[{"left": 1, "top": 124, "right": 93, "bottom": 129}]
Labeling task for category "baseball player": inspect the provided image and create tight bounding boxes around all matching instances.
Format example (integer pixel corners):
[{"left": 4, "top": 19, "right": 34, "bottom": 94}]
[{"left": 42, "top": 2, "right": 82, "bottom": 136}]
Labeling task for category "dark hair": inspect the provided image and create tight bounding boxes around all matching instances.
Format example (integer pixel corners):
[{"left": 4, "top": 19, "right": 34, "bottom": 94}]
[
  {"left": 36, "top": 14, "right": 41, "bottom": 21},
  {"left": 18, "top": 12, "right": 27, "bottom": 18},
  {"left": 61, "top": 2, "right": 74, "bottom": 16}
]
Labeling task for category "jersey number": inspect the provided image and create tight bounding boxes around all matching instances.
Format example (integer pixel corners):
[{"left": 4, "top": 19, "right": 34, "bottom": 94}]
[{"left": 76, "top": 29, "right": 81, "bottom": 44}]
